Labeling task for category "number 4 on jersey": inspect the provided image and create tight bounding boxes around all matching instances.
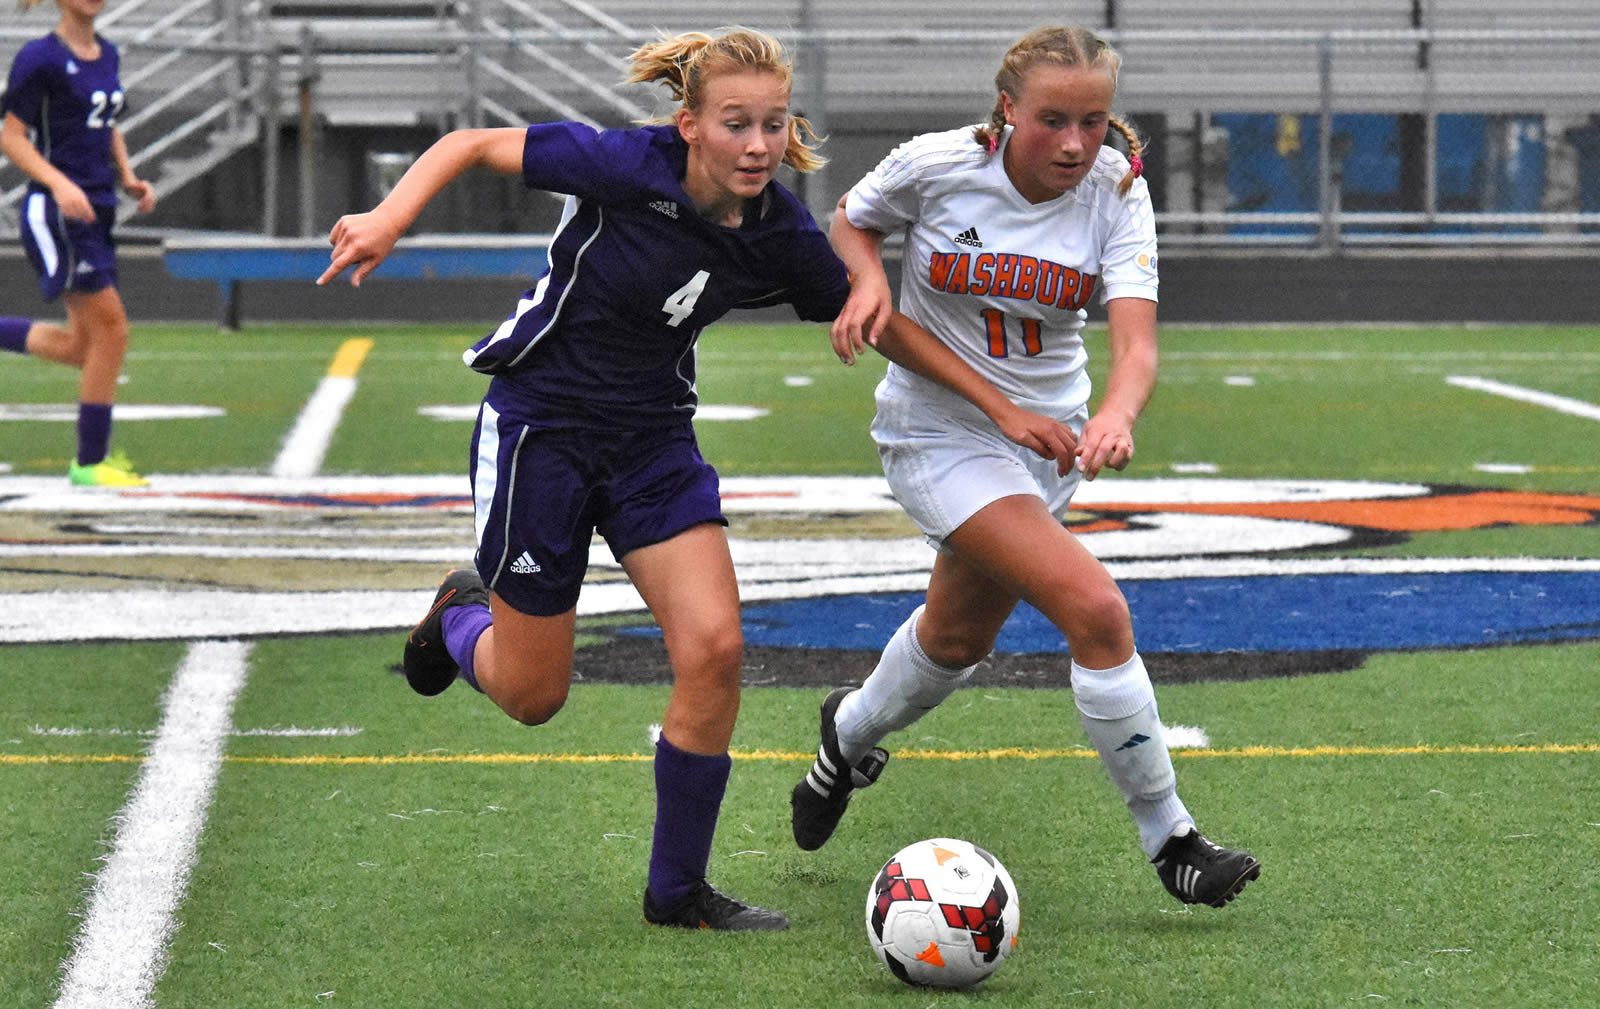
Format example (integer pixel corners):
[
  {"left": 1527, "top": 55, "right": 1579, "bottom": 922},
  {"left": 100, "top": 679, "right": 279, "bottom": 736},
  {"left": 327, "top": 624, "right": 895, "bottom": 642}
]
[{"left": 661, "top": 270, "right": 710, "bottom": 327}]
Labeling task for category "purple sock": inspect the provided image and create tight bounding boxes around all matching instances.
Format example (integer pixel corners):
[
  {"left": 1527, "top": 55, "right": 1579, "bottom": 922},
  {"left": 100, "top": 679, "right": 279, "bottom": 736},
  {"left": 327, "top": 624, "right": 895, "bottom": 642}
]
[
  {"left": 441, "top": 603, "right": 491, "bottom": 692},
  {"left": 77, "top": 402, "right": 112, "bottom": 467},
  {"left": 648, "top": 734, "right": 732, "bottom": 905},
  {"left": 0, "top": 316, "right": 29, "bottom": 354}
]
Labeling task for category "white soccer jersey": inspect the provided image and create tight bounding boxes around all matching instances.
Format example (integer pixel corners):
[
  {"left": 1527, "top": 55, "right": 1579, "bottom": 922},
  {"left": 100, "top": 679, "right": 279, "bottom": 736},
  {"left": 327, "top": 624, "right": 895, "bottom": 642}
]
[{"left": 845, "top": 124, "right": 1158, "bottom": 417}]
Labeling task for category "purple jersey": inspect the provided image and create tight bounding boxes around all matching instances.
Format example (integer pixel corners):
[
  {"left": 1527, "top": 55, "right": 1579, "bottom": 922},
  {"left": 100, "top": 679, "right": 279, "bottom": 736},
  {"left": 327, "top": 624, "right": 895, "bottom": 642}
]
[
  {"left": 464, "top": 122, "right": 849, "bottom": 429},
  {"left": 3, "top": 33, "right": 125, "bottom": 206}
]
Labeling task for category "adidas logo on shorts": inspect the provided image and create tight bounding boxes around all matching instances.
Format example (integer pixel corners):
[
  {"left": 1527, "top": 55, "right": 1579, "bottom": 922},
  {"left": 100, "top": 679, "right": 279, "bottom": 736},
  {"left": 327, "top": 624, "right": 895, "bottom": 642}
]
[
  {"left": 510, "top": 551, "right": 542, "bottom": 575},
  {"left": 953, "top": 227, "right": 983, "bottom": 248}
]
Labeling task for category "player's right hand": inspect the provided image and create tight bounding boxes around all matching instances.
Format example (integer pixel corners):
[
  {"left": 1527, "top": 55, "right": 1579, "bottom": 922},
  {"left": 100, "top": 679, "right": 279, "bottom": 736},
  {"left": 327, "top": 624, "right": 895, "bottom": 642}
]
[
  {"left": 994, "top": 404, "right": 1079, "bottom": 476},
  {"left": 51, "top": 180, "right": 94, "bottom": 223},
  {"left": 318, "top": 209, "right": 402, "bottom": 287}
]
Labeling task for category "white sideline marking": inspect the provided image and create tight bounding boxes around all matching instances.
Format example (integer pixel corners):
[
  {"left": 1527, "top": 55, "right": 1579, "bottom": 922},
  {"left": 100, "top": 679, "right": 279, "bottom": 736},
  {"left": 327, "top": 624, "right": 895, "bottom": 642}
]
[
  {"left": 54, "top": 640, "right": 250, "bottom": 1009},
  {"left": 1446, "top": 376, "right": 1600, "bottom": 423},
  {"left": 273, "top": 375, "right": 356, "bottom": 478}
]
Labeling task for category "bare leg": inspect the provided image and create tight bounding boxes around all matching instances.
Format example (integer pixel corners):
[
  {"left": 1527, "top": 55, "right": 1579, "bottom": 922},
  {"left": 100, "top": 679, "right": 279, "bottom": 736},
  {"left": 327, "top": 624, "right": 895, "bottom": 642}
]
[
  {"left": 468, "top": 599, "right": 576, "bottom": 726},
  {"left": 24, "top": 321, "right": 88, "bottom": 366},
  {"left": 64, "top": 287, "right": 131, "bottom": 406}
]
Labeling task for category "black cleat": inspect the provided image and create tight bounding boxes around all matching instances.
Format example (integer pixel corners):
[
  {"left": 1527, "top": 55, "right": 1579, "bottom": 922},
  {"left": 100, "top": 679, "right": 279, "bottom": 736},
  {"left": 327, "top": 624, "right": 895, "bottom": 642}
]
[
  {"left": 643, "top": 880, "right": 789, "bottom": 931},
  {"left": 790, "top": 687, "right": 888, "bottom": 851},
  {"left": 1152, "top": 828, "right": 1261, "bottom": 907},
  {"left": 402, "top": 568, "right": 489, "bottom": 696}
]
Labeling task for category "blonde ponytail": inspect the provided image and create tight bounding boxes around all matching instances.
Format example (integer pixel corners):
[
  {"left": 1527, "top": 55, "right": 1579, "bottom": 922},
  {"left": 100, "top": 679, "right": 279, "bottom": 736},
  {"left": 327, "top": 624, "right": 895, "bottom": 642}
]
[{"left": 627, "top": 27, "right": 825, "bottom": 173}]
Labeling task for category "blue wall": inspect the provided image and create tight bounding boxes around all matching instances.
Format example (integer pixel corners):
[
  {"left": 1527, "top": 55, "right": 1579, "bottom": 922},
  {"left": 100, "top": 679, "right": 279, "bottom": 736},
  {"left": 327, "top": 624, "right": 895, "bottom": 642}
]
[{"left": 1215, "top": 112, "right": 1546, "bottom": 232}]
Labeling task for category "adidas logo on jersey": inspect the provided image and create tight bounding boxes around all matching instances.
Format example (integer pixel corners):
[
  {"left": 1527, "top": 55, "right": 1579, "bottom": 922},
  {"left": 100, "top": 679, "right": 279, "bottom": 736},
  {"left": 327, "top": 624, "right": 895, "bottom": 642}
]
[
  {"left": 953, "top": 227, "right": 983, "bottom": 248},
  {"left": 649, "top": 200, "right": 680, "bottom": 219},
  {"left": 509, "top": 551, "right": 541, "bottom": 575}
]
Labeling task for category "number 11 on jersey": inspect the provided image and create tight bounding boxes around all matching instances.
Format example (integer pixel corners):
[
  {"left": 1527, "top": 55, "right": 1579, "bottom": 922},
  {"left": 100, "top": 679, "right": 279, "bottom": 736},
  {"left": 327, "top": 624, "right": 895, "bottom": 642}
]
[{"left": 982, "top": 308, "right": 1042, "bottom": 358}]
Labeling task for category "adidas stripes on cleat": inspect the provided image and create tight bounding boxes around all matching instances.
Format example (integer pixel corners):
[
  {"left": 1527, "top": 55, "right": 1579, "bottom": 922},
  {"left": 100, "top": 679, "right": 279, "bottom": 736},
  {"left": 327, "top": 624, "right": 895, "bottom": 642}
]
[
  {"left": 791, "top": 686, "right": 888, "bottom": 851},
  {"left": 402, "top": 568, "right": 489, "bottom": 696},
  {"left": 1152, "top": 828, "right": 1261, "bottom": 907},
  {"left": 643, "top": 880, "right": 789, "bottom": 931}
]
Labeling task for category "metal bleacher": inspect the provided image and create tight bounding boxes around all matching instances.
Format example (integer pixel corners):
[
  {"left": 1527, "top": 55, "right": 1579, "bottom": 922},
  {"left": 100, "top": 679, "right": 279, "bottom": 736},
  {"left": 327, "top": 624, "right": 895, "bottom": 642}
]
[
  {"left": 0, "top": 0, "right": 263, "bottom": 227},
  {"left": 0, "top": 0, "right": 1596, "bottom": 241}
]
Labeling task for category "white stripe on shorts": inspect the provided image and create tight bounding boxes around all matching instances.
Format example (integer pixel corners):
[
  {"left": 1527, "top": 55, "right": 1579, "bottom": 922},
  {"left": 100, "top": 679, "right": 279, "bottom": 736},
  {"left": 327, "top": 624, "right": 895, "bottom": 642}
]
[
  {"left": 473, "top": 400, "right": 501, "bottom": 550},
  {"left": 26, "top": 192, "right": 59, "bottom": 277}
]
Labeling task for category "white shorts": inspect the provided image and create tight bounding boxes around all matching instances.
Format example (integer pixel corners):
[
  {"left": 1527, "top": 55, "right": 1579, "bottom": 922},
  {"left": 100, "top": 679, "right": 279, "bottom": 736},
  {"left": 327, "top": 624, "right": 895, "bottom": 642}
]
[{"left": 871, "top": 374, "right": 1088, "bottom": 546}]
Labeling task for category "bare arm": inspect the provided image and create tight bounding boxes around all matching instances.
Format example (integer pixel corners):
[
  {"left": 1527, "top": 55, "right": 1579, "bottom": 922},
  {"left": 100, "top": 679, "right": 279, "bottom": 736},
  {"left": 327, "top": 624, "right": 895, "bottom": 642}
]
[
  {"left": 827, "top": 193, "right": 1078, "bottom": 471},
  {"left": 1, "top": 112, "right": 93, "bottom": 221},
  {"left": 1076, "top": 297, "right": 1158, "bottom": 479},
  {"left": 110, "top": 127, "right": 155, "bottom": 214},
  {"left": 827, "top": 195, "right": 894, "bottom": 363},
  {"left": 319, "top": 127, "right": 527, "bottom": 286}
]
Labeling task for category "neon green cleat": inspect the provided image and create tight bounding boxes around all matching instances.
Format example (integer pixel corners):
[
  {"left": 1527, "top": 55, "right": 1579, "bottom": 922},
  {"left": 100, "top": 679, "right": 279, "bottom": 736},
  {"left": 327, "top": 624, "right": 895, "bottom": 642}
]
[{"left": 68, "top": 455, "right": 149, "bottom": 488}]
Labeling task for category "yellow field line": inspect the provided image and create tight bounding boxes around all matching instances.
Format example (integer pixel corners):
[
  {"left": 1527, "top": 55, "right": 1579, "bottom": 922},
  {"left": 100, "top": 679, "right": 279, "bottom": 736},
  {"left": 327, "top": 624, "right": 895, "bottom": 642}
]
[
  {"left": 4, "top": 742, "right": 1598, "bottom": 767},
  {"left": 327, "top": 337, "right": 374, "bottom": 378}
]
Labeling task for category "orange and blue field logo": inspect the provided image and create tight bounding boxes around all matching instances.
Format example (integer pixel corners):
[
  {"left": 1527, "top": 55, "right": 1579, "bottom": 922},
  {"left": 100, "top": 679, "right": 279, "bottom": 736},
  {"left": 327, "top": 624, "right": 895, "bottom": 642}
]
[{"left": 2, "top": 476, "right": 1593, "bottom": 669}]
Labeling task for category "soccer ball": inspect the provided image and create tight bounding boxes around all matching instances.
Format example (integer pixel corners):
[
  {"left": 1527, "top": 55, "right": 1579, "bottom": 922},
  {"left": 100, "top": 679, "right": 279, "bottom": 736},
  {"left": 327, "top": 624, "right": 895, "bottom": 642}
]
[{"left": 865, "top": 837, "right": 1020, "bottom": 989}]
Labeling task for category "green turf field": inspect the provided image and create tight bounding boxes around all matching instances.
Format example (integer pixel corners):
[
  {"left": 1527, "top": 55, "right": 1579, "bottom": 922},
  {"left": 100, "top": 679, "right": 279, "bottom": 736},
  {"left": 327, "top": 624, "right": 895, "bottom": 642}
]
[{"left": 1, "top": 320, "right": 1597, "bottom": 1008}]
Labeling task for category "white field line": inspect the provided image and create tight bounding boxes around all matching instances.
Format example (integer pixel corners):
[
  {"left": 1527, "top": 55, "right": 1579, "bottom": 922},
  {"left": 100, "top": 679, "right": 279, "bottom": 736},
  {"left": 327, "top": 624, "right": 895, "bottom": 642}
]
[
  {"left": 86, "top": 522, "right": 469, "bottom": 539},
  {"left": 0, "top": 542, "right": 469, "bottom": 562},
  {"left": 1446, "top": 376, "right": 1600, "bottom": 423},
  {"left": 2, "top": 556, "right": 1599, "bottom": 645},
  {"left": 272, "top": 375, "right": 357, "bottom": 478},
  {"left": 31, "top": 724, "right": 360, "bottom": 738},
  {"left": 1164, "top": 724, "right": 1211, "bottom": 749},
  {"left": 0, "top": 475, "right": 1431, "bottom": 515},
  {"left": 53, "top": 640, "right": 250, "bottom": 1009}
]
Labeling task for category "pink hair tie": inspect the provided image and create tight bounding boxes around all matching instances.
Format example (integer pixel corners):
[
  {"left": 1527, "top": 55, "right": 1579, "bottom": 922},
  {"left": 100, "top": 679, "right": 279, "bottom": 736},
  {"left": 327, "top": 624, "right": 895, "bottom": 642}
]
[
  {"left": 1128, "top": 154, "right": 1144, "bottom": 178},
  {"left": 984, "top": 133, "right": 999, "bottom": 155}
]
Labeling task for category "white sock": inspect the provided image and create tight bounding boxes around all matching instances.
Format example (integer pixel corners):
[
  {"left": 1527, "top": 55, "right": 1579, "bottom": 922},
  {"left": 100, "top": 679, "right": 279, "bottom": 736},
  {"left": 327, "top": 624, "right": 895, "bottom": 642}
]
[
  {"left": 835, "top": 605, "right": 979, "bottom": 764},
  {"left": 1071, "top": 653, "right": 1194, "bottom": 858}
]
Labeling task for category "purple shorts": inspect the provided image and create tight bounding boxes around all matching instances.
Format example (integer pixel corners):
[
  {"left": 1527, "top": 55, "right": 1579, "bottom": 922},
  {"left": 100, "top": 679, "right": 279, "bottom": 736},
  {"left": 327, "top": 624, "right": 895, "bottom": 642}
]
[
  {"left": 19, "top": 190, "right": 118, "bottom": 301},
  {"left": 469, "top": 395, "right": 725, "bottom": 617}
]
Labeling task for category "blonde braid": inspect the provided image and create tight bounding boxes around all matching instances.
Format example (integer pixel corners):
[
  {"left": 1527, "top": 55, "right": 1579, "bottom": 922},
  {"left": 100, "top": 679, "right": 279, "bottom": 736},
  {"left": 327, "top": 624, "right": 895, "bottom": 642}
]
[
  {"left": 972, "top": 98, "right": 1008, "bottom": 155},
  {"left": 1108, "top": 115, "right": 1145, "bottom": 196}
]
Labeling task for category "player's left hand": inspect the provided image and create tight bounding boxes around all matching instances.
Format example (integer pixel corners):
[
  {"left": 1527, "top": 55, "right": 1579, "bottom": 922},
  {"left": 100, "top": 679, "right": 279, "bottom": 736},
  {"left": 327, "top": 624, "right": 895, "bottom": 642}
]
[
  {"left": 1075, "top": 413, "right": 1134, "bottom": 480},
  {"left": 122, "top": 177, "right": 156, "bottom": 215}
]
